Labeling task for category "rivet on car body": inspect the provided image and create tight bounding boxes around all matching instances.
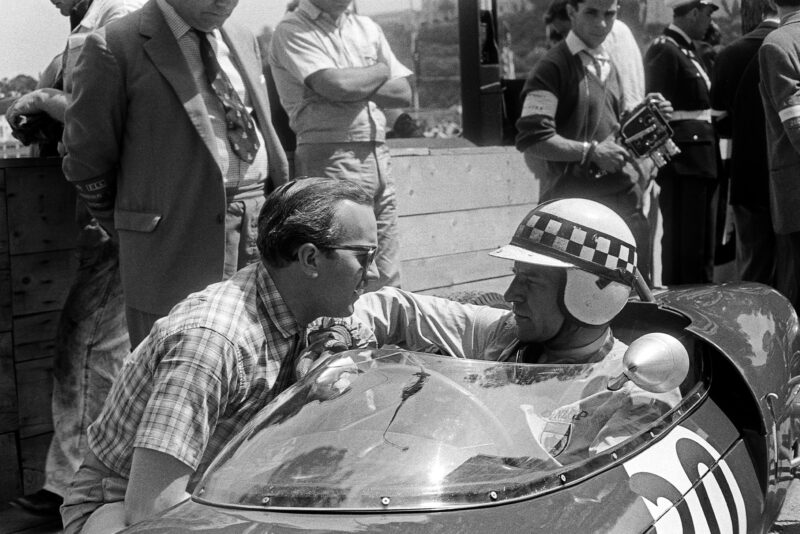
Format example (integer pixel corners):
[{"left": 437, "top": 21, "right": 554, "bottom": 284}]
[
  {"left": 381, "top": 496, "right": 391, "bottom": 506},
  {"left": 489, "top": 491, "right": 498, "bottom": 501},
  {"left": 261, "top": 496, "right": 270, "bottom": 505},
  {"left": 611, "top": 452, "right": 618, "bottom": 460},
  {"left": 560, "top": 474, "right": 567, "bottom": 483}
]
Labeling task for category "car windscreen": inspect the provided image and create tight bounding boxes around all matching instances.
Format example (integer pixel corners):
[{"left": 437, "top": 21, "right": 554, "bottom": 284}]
[{"left": 196, "top": 349, "right": 680, "bottom": 511}]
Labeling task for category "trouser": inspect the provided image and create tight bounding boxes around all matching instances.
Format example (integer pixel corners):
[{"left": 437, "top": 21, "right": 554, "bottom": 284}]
[
  {"left": 656, "top": 172, "right": 717, "bottom": 285},
  {"left": 295, "top": 141, "right": 401, "bottom": 291},
  {"left": 125, "top": 196, "right": 264, "bottom": 347},
  {"left": 732, "top": 204, "right": 776, "bottom": 286},
  {"left": 61, "top": 451, "right": 128, "bottom": 534},
  {"left": 776, "top": 232, "right": 800, "bottom": 313},
  {"left": 43, "top": 220, "right": 129, "bottom": 497}
]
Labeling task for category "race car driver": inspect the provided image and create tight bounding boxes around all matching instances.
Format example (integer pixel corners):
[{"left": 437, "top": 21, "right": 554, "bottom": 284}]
[{"left": 304, "top": 198, "right": 680, "bottom": 462}]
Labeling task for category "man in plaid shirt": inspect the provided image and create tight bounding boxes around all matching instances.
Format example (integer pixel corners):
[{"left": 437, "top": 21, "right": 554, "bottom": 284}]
[{"left": 60, "top": 177, "right": 379, "bottom": 533}]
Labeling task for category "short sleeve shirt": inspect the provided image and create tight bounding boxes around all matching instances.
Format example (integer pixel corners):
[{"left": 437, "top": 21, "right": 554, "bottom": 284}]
[
  {"left": 268, "top": 0, "right": 412, "bottom": 144},
  {"left": 87, "top": 263, "right": 305, "bottom": 489}
]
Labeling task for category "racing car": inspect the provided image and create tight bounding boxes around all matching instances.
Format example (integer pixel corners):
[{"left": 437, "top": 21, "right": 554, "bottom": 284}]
[{"left": 123, "top": 282, "right": 800, "bottom": 533}]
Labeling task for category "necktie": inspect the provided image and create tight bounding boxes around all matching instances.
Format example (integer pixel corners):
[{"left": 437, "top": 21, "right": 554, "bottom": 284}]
[{"left": 194, "top": 30, "right": 260, "bottom": 163}]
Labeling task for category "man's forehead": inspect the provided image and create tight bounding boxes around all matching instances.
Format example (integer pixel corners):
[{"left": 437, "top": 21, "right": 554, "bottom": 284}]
[{"left": 513, "top": 262, "right": 565, "bottom": 279}]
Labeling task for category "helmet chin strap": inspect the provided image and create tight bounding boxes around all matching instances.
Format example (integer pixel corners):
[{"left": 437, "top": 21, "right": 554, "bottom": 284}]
[{"left": 544, "top": 319, "right": 607, "bottom": 352}]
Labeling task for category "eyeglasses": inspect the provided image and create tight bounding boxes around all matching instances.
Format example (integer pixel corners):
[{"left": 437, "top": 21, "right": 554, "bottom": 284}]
[{"left": 325, "top": 245, "right": 378, "bottom": 282}]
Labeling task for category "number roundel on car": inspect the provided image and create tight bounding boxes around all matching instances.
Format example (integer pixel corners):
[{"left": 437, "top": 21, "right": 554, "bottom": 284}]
[{"left": 623, "top": 426, "right": 747, "bottom": 533}]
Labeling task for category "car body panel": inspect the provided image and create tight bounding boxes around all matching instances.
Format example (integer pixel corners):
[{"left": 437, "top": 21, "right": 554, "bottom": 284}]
[
  {"left": 121, "top": 283, "right": 798, "bottom": 533},
  {"left": 123, "top": 392, "right": 755, "bottom": 533}
]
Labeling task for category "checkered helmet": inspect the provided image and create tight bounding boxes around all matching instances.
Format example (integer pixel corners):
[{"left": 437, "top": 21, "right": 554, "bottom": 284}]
[{"left": 490, "top": 199, "right": 638, "bottom": 326}]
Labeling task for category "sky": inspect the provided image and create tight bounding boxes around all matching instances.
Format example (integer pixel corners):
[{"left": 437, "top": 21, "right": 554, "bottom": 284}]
[{"left": 0, "top": 0, "right": 413, "bottom": 81}]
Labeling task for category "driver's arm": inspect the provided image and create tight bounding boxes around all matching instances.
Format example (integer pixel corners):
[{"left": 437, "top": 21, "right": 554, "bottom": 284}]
[
  {"left": 353, "top": 287, "right": 515, "bottom": 359},
  {"left": 125, "top": 448, "right": 192, "bottom": 525}
]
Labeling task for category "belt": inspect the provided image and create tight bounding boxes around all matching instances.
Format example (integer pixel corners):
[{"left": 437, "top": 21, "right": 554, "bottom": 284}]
[{"left": 670, "top": 109, "right": 712, "bottom": 123}]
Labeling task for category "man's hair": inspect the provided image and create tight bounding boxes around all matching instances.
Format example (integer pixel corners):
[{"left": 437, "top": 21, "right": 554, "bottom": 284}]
[
  {"left": 775, "top": 0, "right": 800, "bottom": 7},
  {"left": 545, "top": 0, "right": 570, "bottom": 23},
  {"left": 257, "top": 177, "right": 373, "bottom": 267}
]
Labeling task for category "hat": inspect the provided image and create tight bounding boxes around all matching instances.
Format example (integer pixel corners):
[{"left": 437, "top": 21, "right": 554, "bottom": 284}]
[{"left": 665, "top": 0, "right": 718, "bottom": 11}]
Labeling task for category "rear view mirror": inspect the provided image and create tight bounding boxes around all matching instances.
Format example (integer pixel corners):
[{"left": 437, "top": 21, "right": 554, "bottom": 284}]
[{"left": 607, "top": 333, "right": 689, "bottom": 393}]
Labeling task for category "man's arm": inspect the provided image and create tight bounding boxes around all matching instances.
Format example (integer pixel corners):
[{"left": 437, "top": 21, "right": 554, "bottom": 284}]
[
  {"left": 62, "top": 29, "right": 125, "bottom": 231},
  {"left": 372, "top": 76, "right": 412, "bottom": 109},
  {"left": 354, "top": 287, "right": 513, "bottom": 360},
  {"left": 760, "top": 41, "right": 800, "bottom": 154},
  {"left": 305, "top": 63, "right": 390, "bottom": 102},
  {"left": 125, "top": 448, "right": 192, "bottom": 525}
]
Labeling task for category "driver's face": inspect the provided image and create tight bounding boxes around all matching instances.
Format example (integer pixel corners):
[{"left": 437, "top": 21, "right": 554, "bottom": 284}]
[{"left": 503, "top": 263, "right": 566, "bottom": 344}]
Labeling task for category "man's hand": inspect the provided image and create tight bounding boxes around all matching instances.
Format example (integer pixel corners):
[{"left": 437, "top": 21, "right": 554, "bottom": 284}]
[
  {"left": 295, "top": 325, "right": 354, "bottom": 380},
  {"left": 589, "top": 136, "right": 629, "bottom": 173},
  {"left": 6, "top": 88, "right": 69, "bottom": 125},
  {"left": 645, "top": 92, "right": 673, "bottom": 121}
]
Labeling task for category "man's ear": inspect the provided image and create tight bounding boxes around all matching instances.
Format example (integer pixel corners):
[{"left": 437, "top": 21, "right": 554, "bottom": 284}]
[
  {"left": 296, "top": 243, "right": 321, "bottom": 279},
  {"left": 566, "top": 2, "right": 576, "bottom": 20}
]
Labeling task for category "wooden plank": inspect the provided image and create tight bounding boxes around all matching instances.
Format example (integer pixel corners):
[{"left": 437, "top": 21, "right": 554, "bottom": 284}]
[
  {"left": 5, "top": 165, "right": 77, "bottom": 255},
  {"left": 418, "top": 274, "right": 514, "bottom": 297},
  {"left": 0, "top": 267, "right": 11, "bottom": 332},
  {"left": 402, "top": 248, "right": 512, "bottom": 292},
  {"left": 0, "top": 168, "right": 8, "bottom": 259},
  {"left": 16, "top": 358, "right": 54, "bottom": 439},
  {"left": 20, "top": 432, "right": 52, "bottom": 495},
  {"left": 14, "top": 311, "right": 60, "bottom": 347},
  {"left": 0, "top": 333, "right": 17, "bottom": 434},
  {"left": 393, "top": 149, "right": 537, "bottom": 217},
  {"left": 0, "top": 432, "right": 23, "bottom": 509},
  {"left": 10, "top": 250, "right": 77, "bottom": 316},
  {"left": 398, "top": 204, "right": 534, "bottom": 261}
]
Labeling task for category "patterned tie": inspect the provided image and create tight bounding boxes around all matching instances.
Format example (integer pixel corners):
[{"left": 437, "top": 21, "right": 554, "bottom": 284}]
[{"left": 194, "top": 30, "right": 260, "bottom": 163}]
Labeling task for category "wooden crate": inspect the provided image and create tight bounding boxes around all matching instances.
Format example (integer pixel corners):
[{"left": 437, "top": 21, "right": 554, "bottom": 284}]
[{"left": 0, "top": 158, "right": 77, "bottom": 507}]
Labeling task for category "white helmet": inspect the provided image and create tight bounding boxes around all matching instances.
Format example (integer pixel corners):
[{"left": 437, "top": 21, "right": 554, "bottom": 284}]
[{"left": 490, "top": 198, "right": 638, "bottom": 326}]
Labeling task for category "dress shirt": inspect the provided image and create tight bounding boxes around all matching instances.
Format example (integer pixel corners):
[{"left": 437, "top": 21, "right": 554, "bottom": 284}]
[{"left": 157, "top": 0, "right": 267, "bottom": 191}]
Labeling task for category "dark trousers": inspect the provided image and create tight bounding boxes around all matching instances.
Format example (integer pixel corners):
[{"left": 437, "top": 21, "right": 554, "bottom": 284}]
[
  {"left": 776, "top": 232, "right": 800, "bottom": 313},
  {"left": 733, "top": 204, "right": 776, "bottom": 286},
  {"left": 657, "top": 172, "right": 717, "bottom": 285}
]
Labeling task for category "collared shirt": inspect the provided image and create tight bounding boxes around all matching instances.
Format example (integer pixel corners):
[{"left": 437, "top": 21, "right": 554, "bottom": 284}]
[
  {"left": 63, "top": 0, "right": 146, "bottom": 91},
  {"left": 87, "top": 262, "right": 306, "bottom": 490},
  {"left": 268, "top": 0, "right": 412, "bottom": 145},
  {"left": 156, "top": 0, "right": 267, "bottom": 192},
  {"left": 566, "top": 31, "right": 612, "bottom": 82}
]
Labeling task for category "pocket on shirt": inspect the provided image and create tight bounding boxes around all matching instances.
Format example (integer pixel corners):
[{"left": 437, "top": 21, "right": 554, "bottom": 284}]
[{"left": 115, "top": 209, "right": 162, "bottom": 233}]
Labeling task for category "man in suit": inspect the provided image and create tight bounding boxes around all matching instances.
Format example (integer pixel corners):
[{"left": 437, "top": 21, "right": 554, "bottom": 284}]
[
  {"left": 711, "top": 4, "right": 779, "bottom": 285},
  {"left": 63, "top": 0, "right": 290, "bottom": 347},
  {"left": 644, "top": 0, "right": 719, "bottom": 286},
  {"left": 760, "top": 0, "right": 800, "bottom": 311}
]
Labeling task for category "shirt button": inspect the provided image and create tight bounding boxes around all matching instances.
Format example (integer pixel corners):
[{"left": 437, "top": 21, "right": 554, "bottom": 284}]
[
  {"left": 692, "top": 135, "right": 698, "bottom": 140},
  {"left": 217, "top": 213, "right": 225, "bottom": 224}
]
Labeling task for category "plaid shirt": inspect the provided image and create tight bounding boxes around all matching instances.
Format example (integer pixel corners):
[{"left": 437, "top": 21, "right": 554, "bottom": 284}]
[{"left": 87, "top": 262, "right": 305, "bottom": 489}]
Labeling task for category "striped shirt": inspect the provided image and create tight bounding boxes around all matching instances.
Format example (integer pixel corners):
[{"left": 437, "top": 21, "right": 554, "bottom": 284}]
[
  {"left": 156, "top": 0, "right": 267, "bottom": 192},
  {"left": 87, "top": 262, "right": 305, "bottom": 490}
]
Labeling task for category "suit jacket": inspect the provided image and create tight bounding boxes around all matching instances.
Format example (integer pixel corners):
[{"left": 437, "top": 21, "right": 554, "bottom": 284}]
[
  {"left": 711, "top": 20, "right": 777, "bottom": 208},
  {"left": 760, "top": 11, "right": 800, "bottom": 235},
  {"left": 644, "top": 27, "right": 717, "bottom": 180},
  {"left": 63, "top": 0, "right": 289, "bottom": 315}
]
